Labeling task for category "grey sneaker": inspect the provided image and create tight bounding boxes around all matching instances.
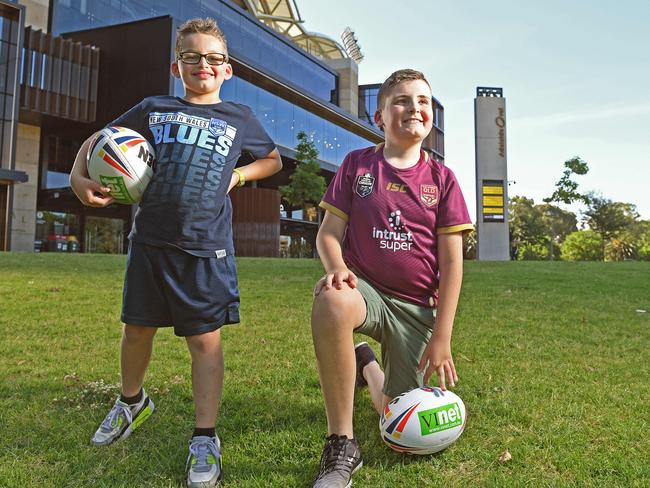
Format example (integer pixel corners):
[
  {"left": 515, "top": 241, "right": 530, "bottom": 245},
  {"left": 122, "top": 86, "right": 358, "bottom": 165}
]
[
  {"left": 91, "top": 389, "right": 154, "bottom": 446},
  {"left": 186, "top": 435, "right": 222, "bottom": 488},
  {"left": 313, "top": 434, "right": 362, "bottom": 488},
  {"left": 354, "top": 342, "right": 377, "bottom": 389}
]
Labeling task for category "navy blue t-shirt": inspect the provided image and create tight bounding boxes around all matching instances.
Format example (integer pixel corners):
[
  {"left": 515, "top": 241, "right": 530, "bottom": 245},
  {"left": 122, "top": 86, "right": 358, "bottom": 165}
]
[{"left": 110, "top": 96, "right": 276, "bottom": 256}]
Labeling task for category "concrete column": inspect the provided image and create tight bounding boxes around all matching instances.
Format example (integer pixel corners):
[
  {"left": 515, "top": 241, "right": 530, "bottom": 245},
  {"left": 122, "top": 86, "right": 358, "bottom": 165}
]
[
  {"left": 325, "top": 57, "right": 359, "bottom": 117},
  {"left": 10, "top": 124, "right": 40, "bottom": 252},
  {"left": 18, "top": 0, "right": 49, "bottom": 32}
]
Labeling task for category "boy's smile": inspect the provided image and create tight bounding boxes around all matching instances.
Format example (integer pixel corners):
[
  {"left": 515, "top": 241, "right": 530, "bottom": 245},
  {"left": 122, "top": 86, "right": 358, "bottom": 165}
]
[{"left": 171, "top": 33, "right": 232, "bottom": 104}]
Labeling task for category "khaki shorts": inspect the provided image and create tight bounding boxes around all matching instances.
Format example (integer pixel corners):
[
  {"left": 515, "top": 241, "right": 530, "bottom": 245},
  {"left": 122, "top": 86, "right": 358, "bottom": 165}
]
[{"left": 354, "top": 278, "right": 436, "bottom": 398}]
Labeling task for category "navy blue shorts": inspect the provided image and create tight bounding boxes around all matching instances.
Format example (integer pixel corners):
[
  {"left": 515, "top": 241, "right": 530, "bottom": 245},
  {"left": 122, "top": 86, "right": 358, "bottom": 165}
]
[{"left": 121, "top": 242, "right": 240, "bottom": 336}]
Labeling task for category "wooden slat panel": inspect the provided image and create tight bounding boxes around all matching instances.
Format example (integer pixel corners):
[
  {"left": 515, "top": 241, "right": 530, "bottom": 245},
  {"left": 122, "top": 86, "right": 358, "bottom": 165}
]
[
  {"left": 35, "top": 28, "right": 46, "bottom": 113},
  {"left": 44, "top": 32, "right": 54, "bottom": 116},
  {"left": 62, "top": 39, "right": 72, "bottom": 118},
  {"left": 88, "top": 47, "right": 100, "bottom": 121},
  {"left": 52, "top": 36, "right": 62, "bottom": 115},
  {"left": 70, "top": 41, "right": 82, "bottom": 120},
  {"left": 20, "top": 27, "right": 100, "bottom": 123}
]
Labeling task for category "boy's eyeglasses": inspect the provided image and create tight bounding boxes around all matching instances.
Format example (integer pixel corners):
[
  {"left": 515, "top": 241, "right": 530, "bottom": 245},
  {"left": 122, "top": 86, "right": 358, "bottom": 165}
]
[{"left": 178, "top": 52, "right": 228, "bottom": 66}]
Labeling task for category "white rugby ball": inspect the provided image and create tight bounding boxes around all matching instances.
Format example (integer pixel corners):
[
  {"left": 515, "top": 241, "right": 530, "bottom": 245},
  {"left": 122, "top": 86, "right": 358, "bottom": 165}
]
[
  {"left": 87, "top": 126, "right": 155, "bottom": 204},
  {"left": 380, "top": 387, "right": 466, "bottom": 455}
]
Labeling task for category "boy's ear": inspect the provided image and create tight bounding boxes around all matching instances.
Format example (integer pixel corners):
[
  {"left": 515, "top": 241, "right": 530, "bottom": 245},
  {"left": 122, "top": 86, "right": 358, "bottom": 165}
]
[
  {"left": 223, "top": 62, "right": 233, "bottom": 80},
  {"left": 171, "top": 61, "right": 181, "bottom": 78},
  {"left": 374, "top": 109, "right": 383, "bottom": 130}
]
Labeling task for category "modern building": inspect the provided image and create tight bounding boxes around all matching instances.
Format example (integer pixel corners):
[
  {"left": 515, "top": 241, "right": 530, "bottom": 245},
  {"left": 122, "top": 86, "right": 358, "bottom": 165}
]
[{"left": 2, "top": 0, "right": 445, "bottom": 256}]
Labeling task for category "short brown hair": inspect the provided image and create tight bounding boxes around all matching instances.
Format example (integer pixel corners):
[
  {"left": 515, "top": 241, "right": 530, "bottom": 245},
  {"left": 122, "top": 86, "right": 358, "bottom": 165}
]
[
  {"left": 376, "top": 69, "right": 431, "bottom": 110},
  {"left": 175, "top": 18, "right": 228, "bottom": 59}
]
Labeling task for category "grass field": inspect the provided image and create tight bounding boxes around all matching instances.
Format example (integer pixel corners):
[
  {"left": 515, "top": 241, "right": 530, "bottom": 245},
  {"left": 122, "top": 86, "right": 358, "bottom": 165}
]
[{"left": 1, "top": 254, "right": 649, "bottom": 487}]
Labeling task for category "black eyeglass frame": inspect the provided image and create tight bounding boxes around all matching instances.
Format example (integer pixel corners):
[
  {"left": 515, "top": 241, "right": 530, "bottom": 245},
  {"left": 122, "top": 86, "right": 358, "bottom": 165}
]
[{"left": 177, "top": 51, "right": 229, "bottom": 66}]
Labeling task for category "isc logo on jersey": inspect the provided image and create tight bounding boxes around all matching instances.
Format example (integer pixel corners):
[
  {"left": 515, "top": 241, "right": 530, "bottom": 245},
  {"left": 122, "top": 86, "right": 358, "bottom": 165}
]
[{"left": 386, "top": 182, "right": 407, "bottom": 193}]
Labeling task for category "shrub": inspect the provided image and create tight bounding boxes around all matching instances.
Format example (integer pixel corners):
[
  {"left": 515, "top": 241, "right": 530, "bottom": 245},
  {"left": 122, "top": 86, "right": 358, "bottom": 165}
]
[
  {"left": 517, "top": 242, "right": 549, "bottom": 260},
  {"left": 561, "top": 230, "right": 603, "bottom": 261},
  {"left": 604, "top": 238, "right": 636, "bottom": 261},
  {"left": 463, "top": 230, "right": 476, "bottom": 260}
]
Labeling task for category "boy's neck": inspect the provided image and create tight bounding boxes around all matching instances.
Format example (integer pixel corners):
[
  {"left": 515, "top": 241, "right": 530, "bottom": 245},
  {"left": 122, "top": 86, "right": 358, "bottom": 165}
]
[
  {"left": 382, "top": 141, "right": 422, "bottom": 169},
  {"left": 182, "top": 92, "right": 222, "bottom": 105}
]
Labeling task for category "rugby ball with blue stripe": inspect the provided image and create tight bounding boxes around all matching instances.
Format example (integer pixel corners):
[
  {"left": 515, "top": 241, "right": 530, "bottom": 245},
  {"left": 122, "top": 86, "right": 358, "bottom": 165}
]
[
  {"left": 380, "top": 387, "right": 466, "bottom": 455},
  {"left": 87, "top": 126, "right": 155, "bottom": 204}
]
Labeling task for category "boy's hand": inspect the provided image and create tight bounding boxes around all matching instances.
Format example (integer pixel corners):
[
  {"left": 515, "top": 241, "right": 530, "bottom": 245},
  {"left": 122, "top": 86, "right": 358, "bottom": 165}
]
[
  {"left": 313, "top": 268, "right": 358, "bottom": 297},
  {"left": 227, "top": 172, "right": 239, "bottom": 193},
  {"left": 417, "top": 335, "right": 458, "bottom": 391},
  {"left": 71, "top": 175, "right": 114, "bottom": 207}
]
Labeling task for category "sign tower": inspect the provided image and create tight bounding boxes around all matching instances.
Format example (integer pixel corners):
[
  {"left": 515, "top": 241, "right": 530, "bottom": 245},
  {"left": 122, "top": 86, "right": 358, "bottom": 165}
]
[{"left": 474, "top": 87, "right": 510, "bottom": 260}]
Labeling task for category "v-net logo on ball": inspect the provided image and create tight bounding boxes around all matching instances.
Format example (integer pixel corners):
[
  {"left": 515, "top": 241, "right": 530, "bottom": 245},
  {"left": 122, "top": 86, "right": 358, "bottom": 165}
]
[{"left": 418, "top": 402, "right": 463, "bottom": 435}]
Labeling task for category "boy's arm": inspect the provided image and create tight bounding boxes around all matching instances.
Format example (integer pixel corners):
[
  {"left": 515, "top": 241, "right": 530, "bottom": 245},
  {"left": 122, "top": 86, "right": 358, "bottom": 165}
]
[
  {"left": 69, "top": 135, "right": 115, "bottom": 207},
  {"left": 227, "top": 149, "right": 282, "bottom": 192},
  {"left": 313, "top": 211, "right": 358, "bottom": 296},
  {"left": 418, "top": 232, "right": 464, "bottom": 390}
]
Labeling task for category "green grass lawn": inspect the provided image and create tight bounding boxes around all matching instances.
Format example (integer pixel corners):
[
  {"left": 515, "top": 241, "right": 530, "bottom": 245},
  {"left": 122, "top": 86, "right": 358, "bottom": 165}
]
[{"left": 1, "top": 254, "right": 649, "bottom": 487}]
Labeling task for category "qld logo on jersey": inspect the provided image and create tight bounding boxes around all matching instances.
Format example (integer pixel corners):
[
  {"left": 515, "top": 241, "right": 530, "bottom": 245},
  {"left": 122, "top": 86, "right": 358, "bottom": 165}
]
[
  {"left": 209, "top": 118, "right": 227, "bottom": 137},
  {"left": 420, "top": 184, "right": 439, "bottom": 207},
  {"left": 355, "top": 172, "right": 375, "bottom": 198}
]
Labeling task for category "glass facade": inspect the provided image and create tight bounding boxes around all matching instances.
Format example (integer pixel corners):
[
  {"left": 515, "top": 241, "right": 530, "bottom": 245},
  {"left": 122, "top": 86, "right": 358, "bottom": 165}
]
[
  {"left": 358, "top": 84, "right": 380, "bottom": 128},
  {"left": 34, "top": 210, "right": 127, "bottom": 254},
  {"left": 84, "top": 215, "right": 127, "bottom": 254},
  {"left": 176, "top": 75, "right": 374, "bottom": 165},
  {"left": 42, "top": 134, "right": 83, "bottom": 189},
  {"left": 34, "top": 210, "right": 80, "bottom": 252},
  {"left": 0, "top": 9, "right": 21, "bottom": 170},
  {"left": 51, "top": 0, "right": 338, "bottom": 102}
]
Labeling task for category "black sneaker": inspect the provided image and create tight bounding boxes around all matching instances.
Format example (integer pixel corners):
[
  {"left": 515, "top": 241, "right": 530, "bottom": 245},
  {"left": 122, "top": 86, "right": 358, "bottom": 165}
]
[
  {"left": 313, "top": 434, "right": 363, "bottom": 488},
  {"left": 354, "top": 342, "right": 377, "bottom": 389}
]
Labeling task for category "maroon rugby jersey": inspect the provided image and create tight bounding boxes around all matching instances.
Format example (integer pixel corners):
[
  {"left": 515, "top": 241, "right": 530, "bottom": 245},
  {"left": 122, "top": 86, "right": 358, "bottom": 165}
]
[{"left": 320, "top": 145, "right": 473, "bottom": 307}]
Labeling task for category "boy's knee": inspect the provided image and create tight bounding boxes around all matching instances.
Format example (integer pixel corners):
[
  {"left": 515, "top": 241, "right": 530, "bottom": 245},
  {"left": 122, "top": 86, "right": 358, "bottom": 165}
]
[
  {"left": 122, "top": 324, "right": 157, "bottom": 342},
  {"left": 312, "top": 287, "right": 363, "bottom": 330},
  {"left": 186, "top": 330, "right": 221, "bottom": 355}
]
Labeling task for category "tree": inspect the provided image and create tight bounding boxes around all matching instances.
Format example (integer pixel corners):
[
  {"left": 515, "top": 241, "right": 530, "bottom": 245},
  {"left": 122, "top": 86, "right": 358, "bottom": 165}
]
[
  {"left": 604, "top": 238, "right": 636, "bottom": 262},
  {"left": 279, "top": 131, "right": 326, "bottom": 210},
  {"left": 538, "top": 203, "right": 578, "bottom": 243},
  {"left": 509, "top": 196, "right": 548, "bottom": 259},
  {"left": 561, "top": 230, "right": 603, "bottom": 261},
  {"left": 509, "top": 196, "right": 579, "bottom": 260},
  {"left": 583, "top": 194, "right": 640, "bottom": 257},
  {"left": 538, "top": 203, "right": 578, "bottom": 260},
  {"left": 544, "top": 156, "right": 591, "bottom": 206},
  {"left": 632, "top": 221, "right": 650, "bottom": 261}
]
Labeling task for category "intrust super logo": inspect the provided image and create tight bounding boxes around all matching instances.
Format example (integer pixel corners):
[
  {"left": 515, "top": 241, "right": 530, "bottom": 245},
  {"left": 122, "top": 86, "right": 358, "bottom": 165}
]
[
  {"left": 371, "top": 209, "right": 414, "bottom": 252},
  {"left": 418, "top": 403, "right": 463, "bottom": 435}
]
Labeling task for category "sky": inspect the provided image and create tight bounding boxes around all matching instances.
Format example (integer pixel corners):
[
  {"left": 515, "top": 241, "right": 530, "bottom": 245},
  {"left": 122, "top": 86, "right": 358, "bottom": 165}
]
[{"left": 297, "top": 0, "right": 650, "bottom": 221}]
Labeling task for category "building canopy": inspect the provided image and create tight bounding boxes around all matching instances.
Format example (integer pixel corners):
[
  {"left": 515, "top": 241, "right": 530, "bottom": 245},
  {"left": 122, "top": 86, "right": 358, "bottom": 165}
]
[{"left": 233, "top": 0, "right": 348, "bottom": 60}]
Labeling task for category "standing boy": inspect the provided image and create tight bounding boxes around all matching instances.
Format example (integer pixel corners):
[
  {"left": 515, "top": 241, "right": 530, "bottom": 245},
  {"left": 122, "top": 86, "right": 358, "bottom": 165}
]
[
  {"left": 69, "top": 18, "right": 282, "bottom": 487},
  {"left": 311, "top": 69, "right": 473, "bottom": 487}
]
